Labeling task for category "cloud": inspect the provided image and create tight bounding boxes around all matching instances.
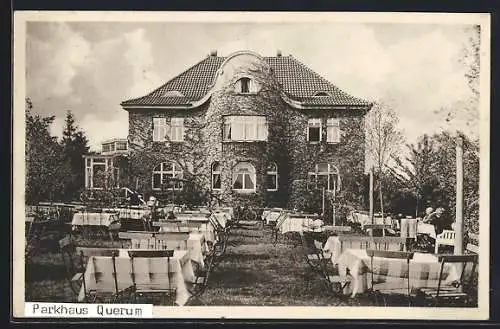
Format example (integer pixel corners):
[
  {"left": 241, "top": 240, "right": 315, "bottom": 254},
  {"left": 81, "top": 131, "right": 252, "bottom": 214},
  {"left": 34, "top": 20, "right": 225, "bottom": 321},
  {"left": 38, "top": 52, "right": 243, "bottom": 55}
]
[
  {"left": 27, "top": 22, "right": 479, "bottom": 150},
  {"left": 122, "top": 28, "right": 163, "bottom": 99},
  {"left": 79, "top": 113, "right": 129, "bottom": 152},
  {"left": 27, "top": 23, "right": 91, "bottom": 98}
]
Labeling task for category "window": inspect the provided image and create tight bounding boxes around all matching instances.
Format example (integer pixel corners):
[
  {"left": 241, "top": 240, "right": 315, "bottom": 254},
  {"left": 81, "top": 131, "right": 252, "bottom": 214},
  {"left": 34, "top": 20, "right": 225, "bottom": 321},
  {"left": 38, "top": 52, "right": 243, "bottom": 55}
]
[
  {"left": 169, "top": 117, "right": 184, "bottom": 142},
  {"left": 307, "top": 163, "right": 340, "bottom": 192},
  {"left": 116, "top": 141, "right": 128, "bottom": 151},
  {"left": 102, "top": 143, "right": 114, "bottom": 153},
  {"left": 236, "top": 77, "right": 252, "bottom": 93},
  {"left": 153, "top": 117, "right": 167, "bottom": 142},
  {"left": 266, "top": 162, "right": 278, "bottom": 191},
  {"left": 223, "top": 116, "right": 268, "bottom": 141},
  {"left": 211, "top": 162, "right": 221, "bottom": 190},
  {"left": 308, "top": 118, "right": 322, "bottom": 142},
  {"left": 232, "top": 162, "right": 256, "bottom": 192},
  {"left": 314, "top": 92, "right": 330, "bottom": 97},
  {"left": 327, "top": 118, "right": 341, "bottom": 143},
  {"left": 152, "top": 162, "right": 184, "bottom": 190}
]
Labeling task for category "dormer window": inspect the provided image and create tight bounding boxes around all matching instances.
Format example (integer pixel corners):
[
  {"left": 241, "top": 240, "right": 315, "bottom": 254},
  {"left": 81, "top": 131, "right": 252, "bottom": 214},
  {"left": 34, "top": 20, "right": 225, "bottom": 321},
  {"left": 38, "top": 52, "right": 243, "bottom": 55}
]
[
  {"left": 235, "top": 77, "right": 256, "bottom": 94},
  {"left": 313, "top": 92, "right": 331, "bottom": 97},
  {"left": 162, "top": 90, "right": 185, "bottom": 97}
]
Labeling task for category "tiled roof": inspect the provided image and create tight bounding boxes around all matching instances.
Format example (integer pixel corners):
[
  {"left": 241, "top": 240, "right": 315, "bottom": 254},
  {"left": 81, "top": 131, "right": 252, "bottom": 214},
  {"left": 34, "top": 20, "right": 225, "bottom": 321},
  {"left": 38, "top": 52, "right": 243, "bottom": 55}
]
[{"left": 121, "top": 54, "right": 371, "bottom": 108}]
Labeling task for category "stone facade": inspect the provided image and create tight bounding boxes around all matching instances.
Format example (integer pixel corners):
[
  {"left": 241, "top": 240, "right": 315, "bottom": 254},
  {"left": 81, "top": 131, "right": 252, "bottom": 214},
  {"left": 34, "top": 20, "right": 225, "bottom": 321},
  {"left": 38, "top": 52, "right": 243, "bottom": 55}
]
[{"left": 123, "top": 51, "right": 371, "bottom": 209}]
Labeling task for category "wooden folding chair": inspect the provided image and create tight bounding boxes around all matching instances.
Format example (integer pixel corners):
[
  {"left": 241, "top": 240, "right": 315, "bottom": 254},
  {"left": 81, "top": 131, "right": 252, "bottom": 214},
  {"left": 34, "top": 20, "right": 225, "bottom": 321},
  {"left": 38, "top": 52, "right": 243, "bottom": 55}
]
[
  {"left": 323, "top": 226, "right": 352, "bottom": 235},
  {"left": 128, "top": 250, "right": 176, "bottom": 305},
  {"left": 366, "top": 249, "right": 415, "bottom": 306},
  {"left": 363, "top": 224, "right": 392, "bottom": 237},
  {"left": 416, "top": 254, "right": 478, "bottom": 307},
  {"left": 371, "top": 237, "right": 407, "bottom": 252},
  {"left": 435, "top": 230, "right": 456, "bottom": 254},
  {"left": 83, "top": 251, "right": 127, "bottom": 303},
  {"left": 59, "top": 236, "right": 86, "bottom": 297},
  {"left": 154, "top": 232, "right": 190, "bottom": 250},
  {"left": 273, "top": 211, "right": 289, "bottom": 244}
]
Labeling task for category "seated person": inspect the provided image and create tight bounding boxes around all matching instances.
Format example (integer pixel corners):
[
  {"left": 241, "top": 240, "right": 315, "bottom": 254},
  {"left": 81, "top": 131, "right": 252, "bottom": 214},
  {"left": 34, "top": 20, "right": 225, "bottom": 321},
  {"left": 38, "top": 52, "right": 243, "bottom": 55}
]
[
  {"left": 426, "top": 207, "right": 453, "bottom": 235},
  {"left": 422, "top": 207, "right": 434, "bottom": 223}
]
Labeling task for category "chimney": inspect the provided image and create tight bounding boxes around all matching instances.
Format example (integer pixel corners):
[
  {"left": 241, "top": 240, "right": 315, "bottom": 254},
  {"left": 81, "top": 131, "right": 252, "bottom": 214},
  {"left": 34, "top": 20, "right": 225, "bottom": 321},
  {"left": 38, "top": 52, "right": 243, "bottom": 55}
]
[
  {"left": 276, "top": 50, "right": 282, "bottom": 57},
  {"left": 209, "top": 50, "right": 218, "bottom": 57}
]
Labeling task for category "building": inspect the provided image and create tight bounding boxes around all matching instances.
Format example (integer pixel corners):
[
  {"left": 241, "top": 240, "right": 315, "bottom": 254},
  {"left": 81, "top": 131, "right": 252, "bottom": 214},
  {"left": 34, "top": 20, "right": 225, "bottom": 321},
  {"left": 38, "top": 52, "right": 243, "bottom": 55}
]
[
  {"left": 120, "top": 50, "right": 373, "bottom": 208},
  {"left": 83, "top": 138, "right": 129, "bottom": 189}
]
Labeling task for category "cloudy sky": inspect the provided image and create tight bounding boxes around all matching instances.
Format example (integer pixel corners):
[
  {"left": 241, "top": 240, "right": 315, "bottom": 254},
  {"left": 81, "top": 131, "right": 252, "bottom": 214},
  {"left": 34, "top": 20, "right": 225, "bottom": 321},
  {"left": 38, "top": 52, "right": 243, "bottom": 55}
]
[{"left": 25, "top": 20, "right": 481, "bottom": 151}]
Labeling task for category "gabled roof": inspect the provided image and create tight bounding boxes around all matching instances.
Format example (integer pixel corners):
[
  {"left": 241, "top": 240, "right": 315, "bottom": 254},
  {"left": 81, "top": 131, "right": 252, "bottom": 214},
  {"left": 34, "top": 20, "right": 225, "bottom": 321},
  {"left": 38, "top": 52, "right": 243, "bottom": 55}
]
[{"left": 121, "top": 53, "right": 371, "bottom": 109}]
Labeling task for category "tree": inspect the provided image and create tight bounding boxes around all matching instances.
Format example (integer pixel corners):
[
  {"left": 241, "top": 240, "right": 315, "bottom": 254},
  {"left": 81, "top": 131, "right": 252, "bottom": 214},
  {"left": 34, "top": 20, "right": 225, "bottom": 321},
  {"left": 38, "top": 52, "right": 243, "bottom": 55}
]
[
  {"left": 25, "top": 98, "right": 71, "bottom": 203},
  {"left": 365, "top": 102, "right": 404, "bottom": 218},
  {"left": 61, "top": 111, "right": 90, "bottom": 200},
  {"left": 389, "top": 134, "right": 441, "bottom": 216}
]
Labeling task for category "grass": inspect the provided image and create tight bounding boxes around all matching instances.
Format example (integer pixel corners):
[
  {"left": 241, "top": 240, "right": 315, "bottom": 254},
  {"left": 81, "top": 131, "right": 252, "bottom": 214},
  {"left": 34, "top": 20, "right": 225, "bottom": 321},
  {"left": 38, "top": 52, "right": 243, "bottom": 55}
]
[{"left": 25, "top": 220, "right": 477, "bottom": 307}]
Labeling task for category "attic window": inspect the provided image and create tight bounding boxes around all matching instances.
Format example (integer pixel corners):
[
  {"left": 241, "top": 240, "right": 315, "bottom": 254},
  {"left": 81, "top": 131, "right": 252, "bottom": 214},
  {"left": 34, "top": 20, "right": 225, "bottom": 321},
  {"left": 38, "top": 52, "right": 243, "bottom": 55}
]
[
  {"left": 162, "top": 90, "right": 185, "bottom": 97},
  {"left": 313, "top": 92, "right": 331, "bottom": 97},
  {"left": 236, "top": 77, "right": 254, "bottom": 94}
]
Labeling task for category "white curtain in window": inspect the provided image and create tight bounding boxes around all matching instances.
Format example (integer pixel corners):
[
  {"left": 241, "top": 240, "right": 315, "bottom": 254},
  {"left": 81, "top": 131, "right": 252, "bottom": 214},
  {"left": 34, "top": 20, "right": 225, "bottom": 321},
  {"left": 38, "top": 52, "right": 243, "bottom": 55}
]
[
  {"left": 153, "top": 118, "right": 167, "bottom": 142},
  {"left": 224, "top": 116, "right": 267, "bottom": 141},
  {"left": 327, "top": 118, "right": 340, "bottom": 143},
  {"left": 232, "top": 162, "right": 256, "bottom": 190}
]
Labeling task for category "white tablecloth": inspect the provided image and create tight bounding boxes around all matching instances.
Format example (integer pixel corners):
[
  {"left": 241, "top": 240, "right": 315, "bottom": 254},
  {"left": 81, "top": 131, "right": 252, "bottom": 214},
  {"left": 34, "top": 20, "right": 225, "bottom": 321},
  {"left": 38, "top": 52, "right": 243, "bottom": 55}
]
[
  {"left": 71, "top": 213, "right": 118, "bottom": 227},
  {"left": 102, "top": 208, "right": 150, "bottom": 220},
  {"left": 279, "top": 217, "right": 322, "bottom": 234},
  {"left": 264, "top": 211, "right": 282, "bottom": 225},
  {"left": 128, "top": 232, "right": 205, "bottom": 267},
  {"left": 337, "top": 249, "right": 461, "bottom": 297},
  {"left": 400, "top": 218, "right": 437, "bottom": 239},
  {"left": 78, "top": 249, "right": 194, "bottom": 305}
]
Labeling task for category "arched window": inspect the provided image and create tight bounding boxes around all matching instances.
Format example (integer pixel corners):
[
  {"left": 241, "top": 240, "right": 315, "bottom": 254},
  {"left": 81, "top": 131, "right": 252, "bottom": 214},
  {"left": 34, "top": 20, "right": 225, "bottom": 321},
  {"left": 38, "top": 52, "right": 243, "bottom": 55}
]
[
  {"left": 307, "top": 163, "right": 340, "bottom": 192},
  {"left": 232, "top": 162, "right": 256, "bottom": 192},
  {"left": 211, "top": 162, "right": 221, "bottom": 190},
  {"left": 152, "top": 162, "right": 183, "bottom": 190},
  {"left": 266, "top": 162, "right": 278, "bottom": 191}
]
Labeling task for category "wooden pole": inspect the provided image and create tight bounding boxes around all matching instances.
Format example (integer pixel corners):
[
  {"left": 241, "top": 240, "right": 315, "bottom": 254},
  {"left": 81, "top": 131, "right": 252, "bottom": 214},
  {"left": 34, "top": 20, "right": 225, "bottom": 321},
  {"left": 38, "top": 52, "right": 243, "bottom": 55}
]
[
  {"left": 369, "top": 167, "right": 374, "bottom": 224},
  {"left": 454, "top": 135, "right": 464, "bottom": 256},
  {"left": 322, "top": 187, "right": 325, "bottom": 217}
]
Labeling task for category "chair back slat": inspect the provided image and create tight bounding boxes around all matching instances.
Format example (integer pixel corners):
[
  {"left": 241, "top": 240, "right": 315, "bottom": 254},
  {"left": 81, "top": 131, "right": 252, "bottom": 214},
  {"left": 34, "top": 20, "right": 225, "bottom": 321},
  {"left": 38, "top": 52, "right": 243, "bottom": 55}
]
[
  {"left": 437, "top": 254, "right": 478, "bottom": 263},
  {"left": 127, "top": 250, "right": 174, "bottom": 258},
  {"left": 366, "top": 249, "right": 414, "bottom": 260},
  {"left": 371, "top": 237, "right": 406, "bottom": 251},
  {"left": 76, "top": 247, "right": 119, "bottom": 257}
]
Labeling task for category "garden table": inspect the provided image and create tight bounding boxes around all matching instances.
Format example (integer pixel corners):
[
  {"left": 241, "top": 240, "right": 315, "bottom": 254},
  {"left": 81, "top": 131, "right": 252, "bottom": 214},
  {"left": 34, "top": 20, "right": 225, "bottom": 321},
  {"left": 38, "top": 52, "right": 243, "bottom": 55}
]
[
  {"left": 77, "top": 249, "right": 194, "bottom": 305},
  {"left": 264, "top": 211, "right": 282, "bottom": 225},
  {"left": 336, "top": 248, "right": 461, "bottom": 297},
  {"left": 128, "top": 232, "right": 206, "bottom": 267},
  {"left": 71, "top": 212, "right": 119, "bottom": 228},
  {"left": 279, "top": 217, "right": 322, "bottom": 234},
  {"left": 400, "top": 218, "right": 437, "bottom": 239}
]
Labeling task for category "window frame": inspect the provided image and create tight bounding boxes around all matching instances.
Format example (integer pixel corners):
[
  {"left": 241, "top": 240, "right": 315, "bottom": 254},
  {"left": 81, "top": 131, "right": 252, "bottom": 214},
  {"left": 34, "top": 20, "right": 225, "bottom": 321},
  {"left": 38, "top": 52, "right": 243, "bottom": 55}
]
[
  {"left": 307, "top": 163, "right": 340, "bottom": 192},
  {"left": 152, "top": 162, "right": 184, "bottom": 191},
  {"left": 169, "top": 117, "right": 185, "bottom": 142},
  {"left": 266, "top": 162, "right": 278, "bottom": 192},
  {"left": 326, "top": 118, "right": 341, "bottom": 144},
  {"left": 223, "top": 115, "right": 268, "bottom": 142},
  {"left": 211, "top": 162, "right": 222, "bottom": 191},
  {"left": 153, "top": 117, "right": 167, "bottom": 142},
  {"left": 232, "top": 162, "right": 256, "bottom": 193},
  {"left": 307, "top": 118, "right": 322, "bottom": 143}
]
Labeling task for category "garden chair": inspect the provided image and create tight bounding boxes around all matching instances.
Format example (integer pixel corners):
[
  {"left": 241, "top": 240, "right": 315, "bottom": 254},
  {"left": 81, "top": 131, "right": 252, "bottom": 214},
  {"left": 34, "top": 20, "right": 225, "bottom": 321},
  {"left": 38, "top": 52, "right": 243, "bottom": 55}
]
[
  {"left": 128, "top": 250, "right": 176, "bottom": 305},
  {"left": 363, "top": 224, "right": 392, "bottom": 237},
  {"left": 323, "top": 225, "right": 352, "bottom": 235},
  {"left": 371, "top": 237, "right": 407, "bottom": 252},
  {"left": 434, "top": 230, "right": 456, "bottom": 254},
  {"left": 415, "top": 254, "right": 478, "bottom": 307},
  {"left": 154, "top": 232, "right": 190, "bottom": 250},
  {"left": 272, "top": 211, "right": 289, "bottom": 244},
  {"left": 59, "top": 236, "right": 86, "bottom": 296},
  {"left": 83, "top": 251, "right": 135, "bottom": 303},
  {"left": 337, "top": 235, "right": 373, "bottom": 253},
  {"left": 366, "top": 249, "right": 415, "bottom": 306}
]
